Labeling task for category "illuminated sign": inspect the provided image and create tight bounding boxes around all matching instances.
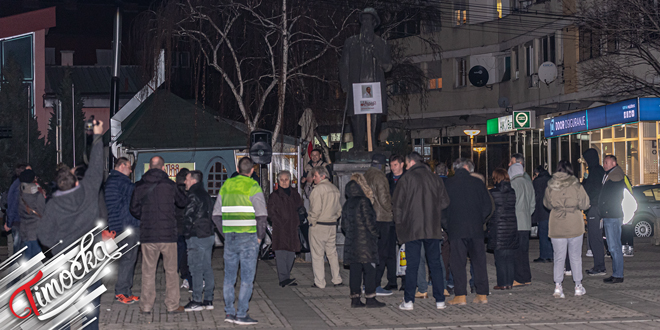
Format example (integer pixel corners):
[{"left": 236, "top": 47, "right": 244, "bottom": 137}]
[
  {"left": 544, "top": 110, "right": 587, "bottom": 138},
  {"left": 639, "top": 98, "right": 660, "bottom": 121},
  {"left": 605, "top": 99, "right": 638, "bottom": 126}
]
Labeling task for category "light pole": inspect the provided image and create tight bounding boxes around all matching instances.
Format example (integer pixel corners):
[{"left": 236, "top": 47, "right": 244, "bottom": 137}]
[
  {"left": 464, "top": 129, "right": 480, "bottom": 162},
  {"left": 473, "top": 147, "right": 486, "bottom": 171}
]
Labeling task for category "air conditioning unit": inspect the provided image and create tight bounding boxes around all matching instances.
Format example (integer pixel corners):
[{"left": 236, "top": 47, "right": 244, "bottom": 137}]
[{"left": 529, "top": 74, "right": 539, "bottom": 88}]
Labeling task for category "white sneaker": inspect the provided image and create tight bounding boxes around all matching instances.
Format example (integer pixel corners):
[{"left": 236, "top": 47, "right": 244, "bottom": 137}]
[
  {"left": 586, "top": 250, "right": 593, "bottom": 257},
  {"left": 399, "top": 301, "right": 414, "bottom": 310},
  {"left": 564, "top": 270, "right": 572, "bottom": 276},
  {"left": 553, "top": 283, "right": 565, "bottom": 298},
  {"left": 436, "top": 301, "right": 446, "bottom": 309},
  {"left": 575, "top": 284, "right": 586, "bottom": 296},
  {"left": 181, "top": 279, "right": 189, "bottom": 289}
]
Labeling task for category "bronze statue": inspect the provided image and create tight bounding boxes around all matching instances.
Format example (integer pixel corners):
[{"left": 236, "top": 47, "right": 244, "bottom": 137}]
[{"left": 339, "top": 8, "right": 392, "bottom": 151}]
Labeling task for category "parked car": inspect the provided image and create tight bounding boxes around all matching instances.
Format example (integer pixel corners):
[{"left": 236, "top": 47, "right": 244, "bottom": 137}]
[{"left": 631, "top": 184, "right": 660, "bottom": 237}]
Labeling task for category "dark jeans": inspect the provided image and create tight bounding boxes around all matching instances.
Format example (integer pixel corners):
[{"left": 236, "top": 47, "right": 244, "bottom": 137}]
[
  {"left": 622, "top": 224, "right": 634, "bottom": 246},
  {"left": 375, "top": 222, "right": 395, "bottom": 287},
  {"left": 494, "top": 249, "right": 515, "bottom": 287},
  {"left": 449, "top": 237, "right": 488, "bottom": 296},
  {"left": 404, "top": 239, "right": 445, "bottom": 303},
  {"left": 587, "top": 207, "right": 606, "bottom": 271},
  {"left": 177, "top": 235, "right": 192, "bottom": 283},
  {"left": 188, "top": 235, "right": 215, "bottom": 302},
  {"left": 115, "top": 227, "right": 140, "bottom": 296},
  {"left": 350, "top": 262, "right": 376, "bottom": 298},
  {"left": 514, "top": 231, "right": 531, "bottom": 283},
  {"left": 23, "top": 240, "right": 41, "bottom": 261},
  {"left": 537, "top": 219, "right": 554, "bottom": 259}
]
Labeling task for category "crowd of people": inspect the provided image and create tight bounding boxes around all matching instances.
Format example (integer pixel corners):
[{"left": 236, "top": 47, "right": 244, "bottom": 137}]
[{"left": 2, "top": 134, "right": 636, "bottom": 326}]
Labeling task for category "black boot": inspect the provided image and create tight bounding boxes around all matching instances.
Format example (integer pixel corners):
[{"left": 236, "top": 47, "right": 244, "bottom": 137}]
[
  {"left": 351, "top": 297, "right": 365, "bottom": 308},
  {"left": 365, "top": 297, "right": 386, "bottom": 308}
]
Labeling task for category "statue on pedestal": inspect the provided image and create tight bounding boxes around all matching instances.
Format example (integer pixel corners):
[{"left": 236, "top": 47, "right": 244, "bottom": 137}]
[{"left": 339, "top": 8, "right": 392, "bottom": 151}]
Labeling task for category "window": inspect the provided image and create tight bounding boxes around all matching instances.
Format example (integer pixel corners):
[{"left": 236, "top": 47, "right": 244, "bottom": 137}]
[
  {"left": 502, "top": 56, "right": 511, "bottom": 82},
  {"left": 390, "top": 11, "right": 420, "bottom": 39},
  {"left": 579, "top": 28, "right": 602, "bottom": 61},
  {"left": 512, "top": 47, "right": 519, "bottom": 79},
  {"left": 207, "top": 162, "right": 228, "bottom": 195},
  {"left": 455, "top": 3, "right": 467, "bottom": 26},
  {"left": 541, "top": 35, "right": 556, "bottom": 63},
  {"left": 455, "top": 58, "right": 467, "bottom": 87},
  {"left": 427, "top": 60, "right": 442, "bottom": 90},
  {"left": 1, "top": 34, "right": 34, "bottom": 115},
  {"left": 525, "top": 43, "right": 534, "bottom": 76}
]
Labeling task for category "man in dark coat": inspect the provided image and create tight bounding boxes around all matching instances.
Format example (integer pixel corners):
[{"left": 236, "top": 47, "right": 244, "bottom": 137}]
[
  {"left": 393, "top": 152, "right": 450, "bottom": 310},
  {"left": 182, "top": 170, "right": 216, "bottom": 312},
  {"left": 385, "top": 154, "right": 405, "bottom": 291},
  {"left": 342, "top": 180, "right": 384, "bottom": 308},
  {"left": 444, "top": 158, "right": 493, "bottom": 305},
  {"left": 130, "top": 156, "right": 188, "bottom": 314},
  {"left": 532, "top": 166, "right": 553, "bottom": 263},
  {"left": 582, "top": 148, "right": 607, "bottom": 276},
  {"left": 175, "top": 169, "right": 193, "bottom": 291},
  {"left": 105, "top": 157, "right": 141, "bottom": 304},
  {"left": 599, "top": 155, "right": 627, "bottom": 283},
  {"left": 268, "top": 170, "right": 304, "bottom": 287}
]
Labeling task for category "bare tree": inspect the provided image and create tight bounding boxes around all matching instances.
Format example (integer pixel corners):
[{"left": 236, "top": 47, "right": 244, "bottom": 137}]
[
  {"left": 146, "top": 0, "right": 354, "bottom": 145},
  {"left": 578, "top": 0, "right": 660, "bottom": 96}
]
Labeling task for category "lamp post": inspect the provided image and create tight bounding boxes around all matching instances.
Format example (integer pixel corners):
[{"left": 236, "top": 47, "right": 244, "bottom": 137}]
[
  {"left": 464, "top": 129, "right": 481, "bottom": 162},
  {"left": 473, "top": 147, "right": 486, "bottom": 172}
]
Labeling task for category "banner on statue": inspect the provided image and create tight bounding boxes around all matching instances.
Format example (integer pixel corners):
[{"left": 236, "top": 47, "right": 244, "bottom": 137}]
[{"left": 352, "top": 82, "right": 383, "bottom": 114}]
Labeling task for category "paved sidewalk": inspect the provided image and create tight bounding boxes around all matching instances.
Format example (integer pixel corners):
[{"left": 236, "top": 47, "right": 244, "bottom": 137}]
[{"left": 96, "top": 237, "right": 660, "bottom": 330}]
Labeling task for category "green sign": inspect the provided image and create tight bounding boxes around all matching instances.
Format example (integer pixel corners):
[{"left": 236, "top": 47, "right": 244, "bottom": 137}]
[
  {"left": 487, "top": 118, "right": 499, "bottom": 135},
  {"left": 513, "top": 111, "right": 532, "bottom": 129}
]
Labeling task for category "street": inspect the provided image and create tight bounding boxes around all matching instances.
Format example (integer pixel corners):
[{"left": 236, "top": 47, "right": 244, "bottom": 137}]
[{"left": 95, "top": 237, "right": 660, "bottom": 330}]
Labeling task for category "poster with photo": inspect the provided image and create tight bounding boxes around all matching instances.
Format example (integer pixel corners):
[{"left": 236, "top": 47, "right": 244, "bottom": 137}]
[{"left": 352, "top": 82, "right": 383, "bottom": 114}]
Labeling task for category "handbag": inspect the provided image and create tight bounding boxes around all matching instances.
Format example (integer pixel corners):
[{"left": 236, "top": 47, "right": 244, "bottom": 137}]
[{"left": 298, "top": 222, "right": 310, "bottom": 253}]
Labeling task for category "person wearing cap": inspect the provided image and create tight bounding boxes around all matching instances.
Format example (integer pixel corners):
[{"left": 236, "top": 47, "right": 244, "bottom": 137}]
[
  {"left": 363, "top": 153, "right": 395, "bottom": 296},
  {"left": 17, "top": 169, "right": 45, "bottom": 260}
]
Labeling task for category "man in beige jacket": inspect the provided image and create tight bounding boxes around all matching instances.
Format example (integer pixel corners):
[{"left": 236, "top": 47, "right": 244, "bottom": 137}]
[{"left": 308, "top": 166, "right": 343, "bottom": 288}]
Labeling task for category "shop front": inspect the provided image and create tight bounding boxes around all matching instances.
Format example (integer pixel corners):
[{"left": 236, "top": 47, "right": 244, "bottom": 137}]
[{"left": 544, "top": 97, "right": 660, "bottom": 186}]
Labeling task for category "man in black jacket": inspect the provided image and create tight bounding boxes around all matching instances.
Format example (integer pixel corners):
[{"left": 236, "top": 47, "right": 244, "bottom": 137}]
[
  {"left": 582, "top": 148, "right": 607, "bottom": 275},
  {"left": 532, "top": 166, "right": 553, "bottom": 263},
  {"left": 385, "top": 154, "right": 406, "bottom": 291},
  {"left": 182, "top": 170, "right": 216, "bottom": 312},
  {"left": 599, "top": 155, "right": 626, "bottom": 283},
  {"left": 444, "top": 158, "right": 492, "bottom": 305},
  {"left": 393, "top": 152, "right": 450, "bottom": 310},
  {"left": 131, "top": 156, "right": 188, "bottom": 314}
]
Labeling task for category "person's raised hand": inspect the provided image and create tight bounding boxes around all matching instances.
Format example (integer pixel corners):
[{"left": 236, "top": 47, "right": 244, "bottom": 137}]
[{"left": 93, "top": 120, "right": 104, "bottom": 135}]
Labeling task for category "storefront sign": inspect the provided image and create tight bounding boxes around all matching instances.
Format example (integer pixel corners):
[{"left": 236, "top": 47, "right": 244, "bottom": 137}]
[
  {"left": 639, "top": 98, "right": 660, "bottom": 121},
  {"left": 513, "top": 111, "right": 535, "bottom": 129},
  {"left": 144, "top": 163, "right": 195, "bottom": 181},
  {"left": 499, "top": 115, "right": 513, "bottom": 133},
  {"left": 605, "top": 99, "right": 638, "bottom": 126},
  {"left": 486, "top": 117, "right": 499, "bottom": 135},
  {"left": 544, "top": 110, "right": 587, "bottom": 138}
]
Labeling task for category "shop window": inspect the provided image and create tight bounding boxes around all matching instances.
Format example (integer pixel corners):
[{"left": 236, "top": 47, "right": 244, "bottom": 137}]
[
  {"left": 643, "top": 122, "right": 656, "bottom": 137},
  {"left": 602, "top": 127, "right": 613, "bottom": 139},
  {"left": 627, "top": 140, "right": 639, "bottom": 185},
  {"left": 626, "top": 124, "right": 638, "bottom": 139},
  {"left": 207, "top": 161, "right": 228, "bottom": 195},
  {"left": 614, "top": 126, "right": 625, "bottom": 138},
  {"left": 591, "top": 130, "right": 601, "bottom": 141}
]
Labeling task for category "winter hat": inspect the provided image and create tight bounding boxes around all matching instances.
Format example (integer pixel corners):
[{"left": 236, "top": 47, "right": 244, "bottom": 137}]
[{"left": 19, "top": 169, "right": 36, "bottom": 183}]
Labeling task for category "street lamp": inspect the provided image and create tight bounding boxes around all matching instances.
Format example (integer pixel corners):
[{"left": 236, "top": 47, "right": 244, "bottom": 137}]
[
  {"left": 464, "top": 129, "right": 480, "bottom": 162},
  {"left": 473, "top": 147, "right": 486, "bottom": 171}
]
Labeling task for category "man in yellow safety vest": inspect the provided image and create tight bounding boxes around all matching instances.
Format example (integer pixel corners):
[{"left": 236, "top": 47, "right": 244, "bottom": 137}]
[{"left": 212, "top": 157, "right": 267, "bottom": 325}]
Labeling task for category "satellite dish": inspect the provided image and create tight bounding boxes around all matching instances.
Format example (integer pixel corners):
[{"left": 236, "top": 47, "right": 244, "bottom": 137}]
[
  {"left": 538, "top": 62, "right": 558, "bottom": 84},
  {"left": 498, "top": 97, "right": 511, "bottom": 109},
  {"left": 469, "top": 65, "right": 489, "bottom": 87}
]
